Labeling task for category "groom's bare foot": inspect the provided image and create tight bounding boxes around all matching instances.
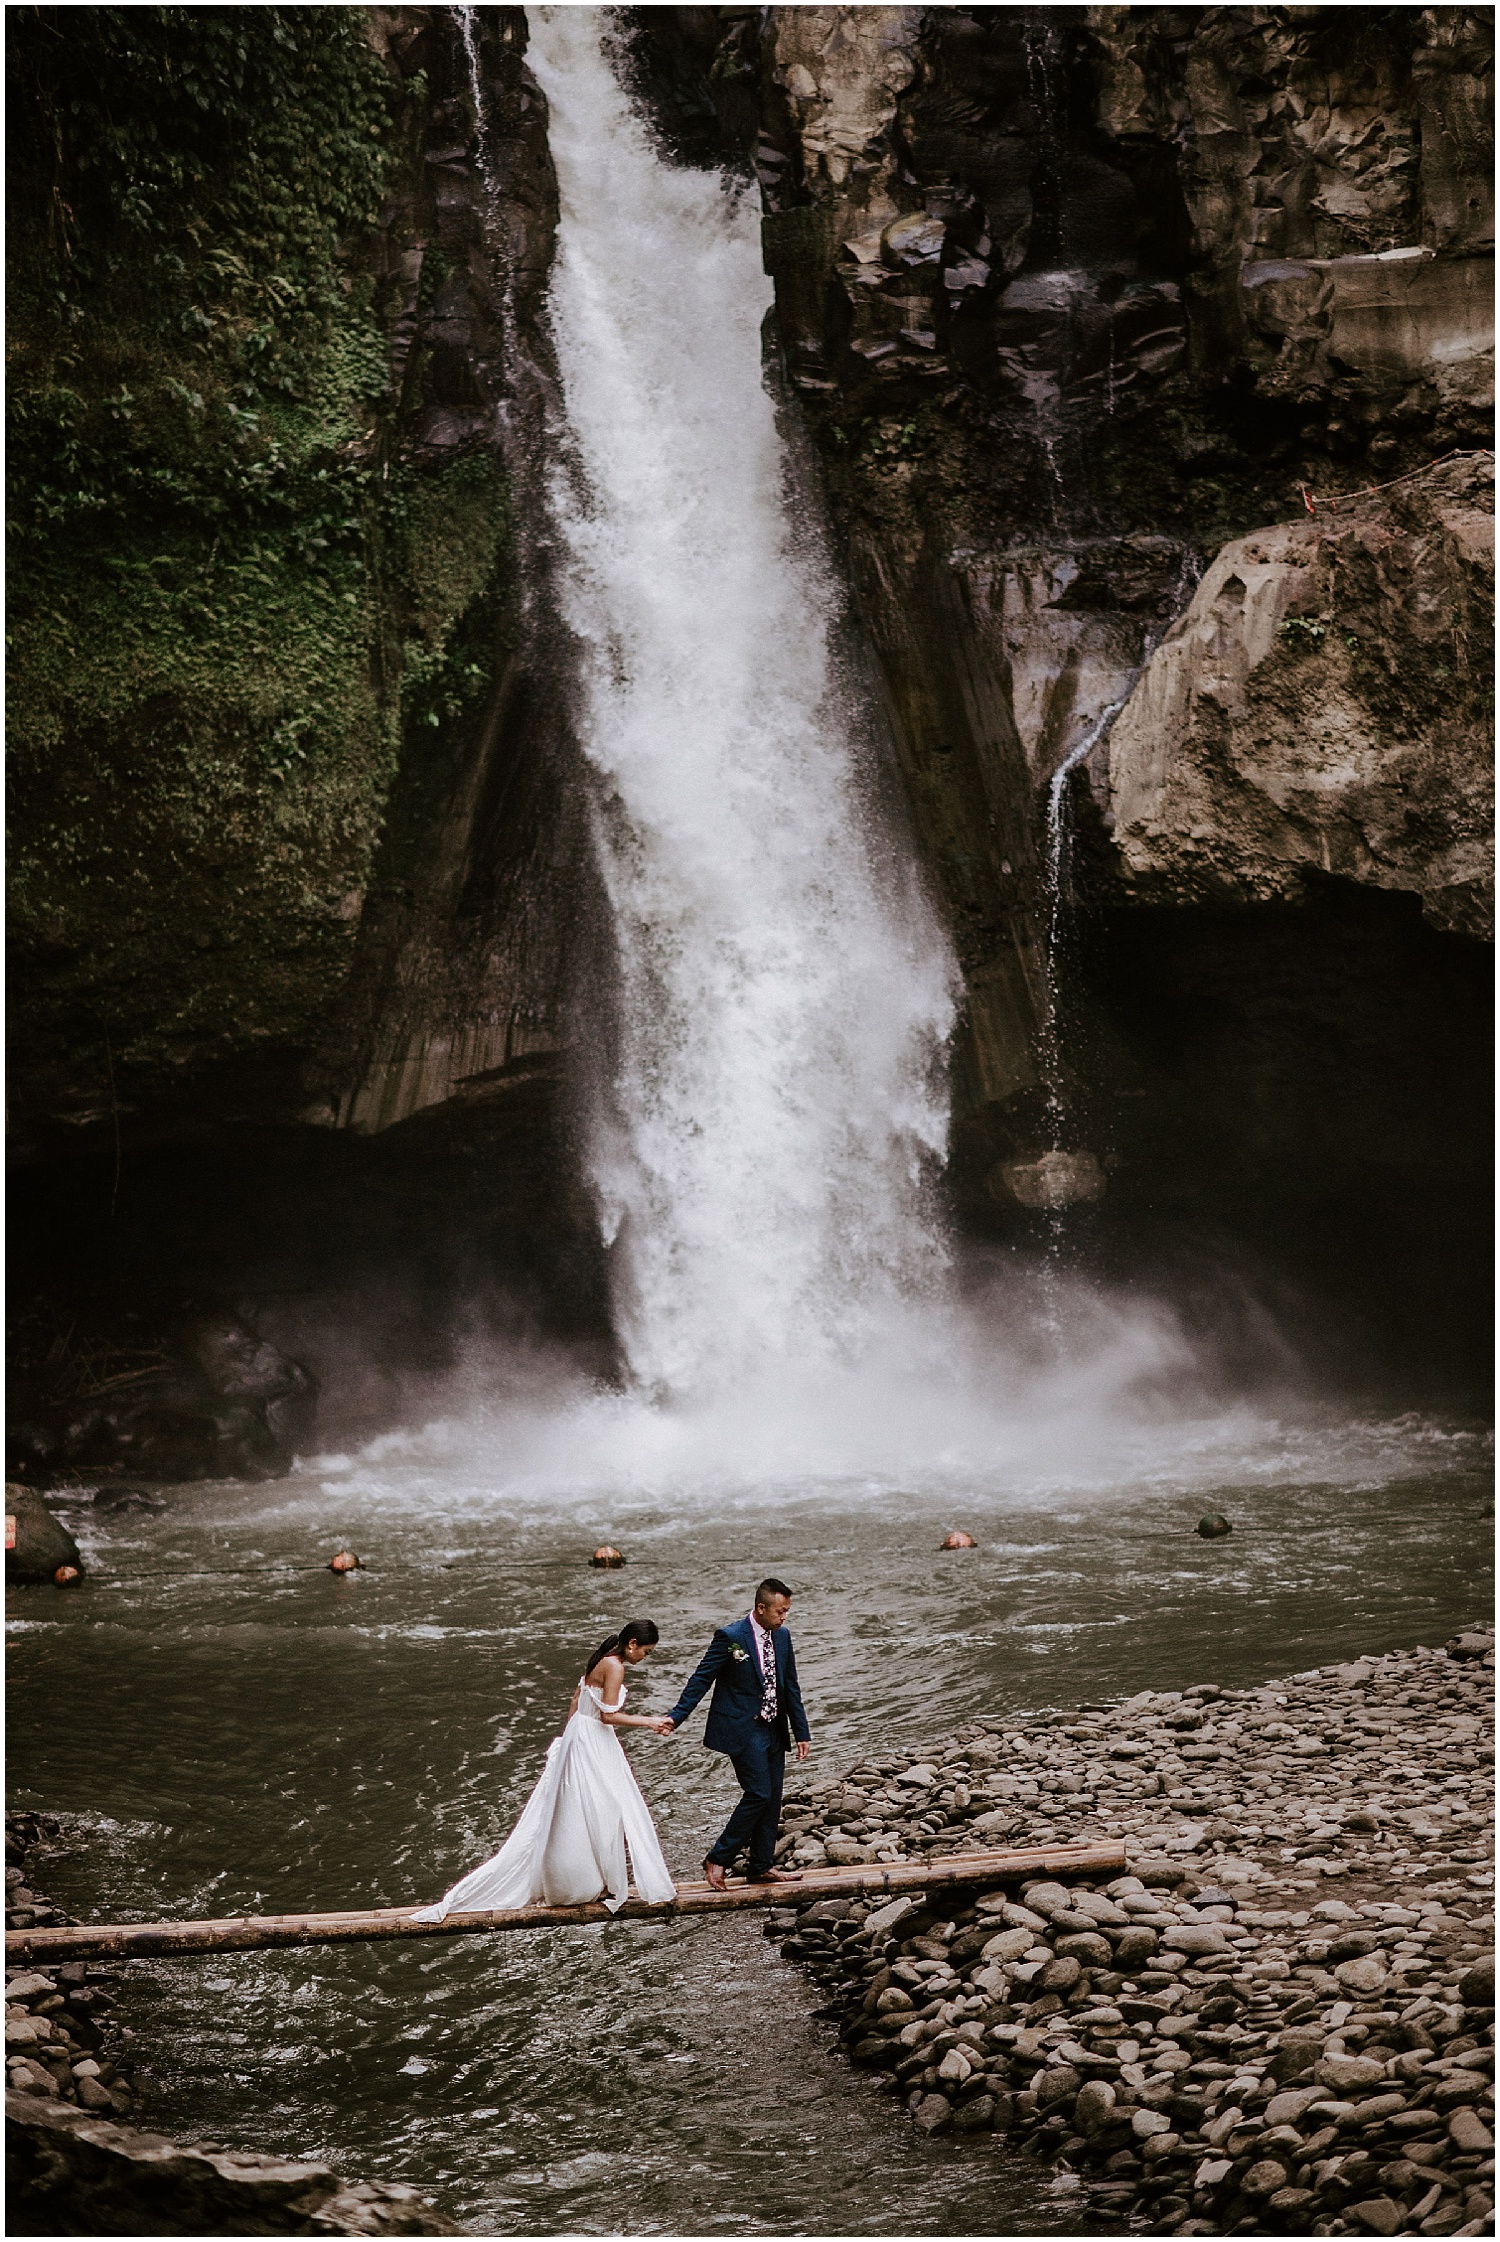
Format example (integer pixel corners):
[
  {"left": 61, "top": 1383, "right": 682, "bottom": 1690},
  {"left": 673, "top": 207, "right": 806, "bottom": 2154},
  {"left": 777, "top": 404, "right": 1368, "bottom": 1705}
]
[
  {"left": 702, "top": 1857, "right": 728, "bottom": 1890},
  {"left": 744, "top": 1866, "right": 803, "bottom": 1884}
]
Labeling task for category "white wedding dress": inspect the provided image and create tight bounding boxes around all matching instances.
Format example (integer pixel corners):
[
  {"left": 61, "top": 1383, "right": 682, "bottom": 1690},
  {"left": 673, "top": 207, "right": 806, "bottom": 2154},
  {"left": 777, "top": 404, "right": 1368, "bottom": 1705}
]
[{"left": 414, "top": 1680, "right": 676, "bottom": 1920}]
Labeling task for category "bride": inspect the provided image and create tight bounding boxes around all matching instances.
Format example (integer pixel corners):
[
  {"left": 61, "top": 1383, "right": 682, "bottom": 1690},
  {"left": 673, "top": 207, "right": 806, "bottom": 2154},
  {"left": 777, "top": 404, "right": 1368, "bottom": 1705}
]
[{"left": 414, "top": 1621, "right": 677, "bottom": 1920}]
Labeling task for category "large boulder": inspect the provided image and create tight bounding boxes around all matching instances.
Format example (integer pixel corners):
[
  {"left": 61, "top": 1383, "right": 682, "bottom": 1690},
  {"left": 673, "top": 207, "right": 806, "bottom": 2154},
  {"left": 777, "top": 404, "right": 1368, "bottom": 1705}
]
[
  {"left": 1106, "top": 454, "right": 1494, "bottom": 938},
  {"left": 9, "top": 1317, "right": 318, "bottom": 1486},
  {"left": 5, "top": 1485, "right": 81, "bottom": 1584}
]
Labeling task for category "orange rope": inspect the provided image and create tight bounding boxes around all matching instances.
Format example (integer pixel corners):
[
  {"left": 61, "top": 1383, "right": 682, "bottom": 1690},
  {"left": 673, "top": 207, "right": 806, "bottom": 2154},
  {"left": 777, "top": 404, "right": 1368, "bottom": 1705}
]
[{"left": 1297, "top": 446, "right": 1492, "bottom": 515}]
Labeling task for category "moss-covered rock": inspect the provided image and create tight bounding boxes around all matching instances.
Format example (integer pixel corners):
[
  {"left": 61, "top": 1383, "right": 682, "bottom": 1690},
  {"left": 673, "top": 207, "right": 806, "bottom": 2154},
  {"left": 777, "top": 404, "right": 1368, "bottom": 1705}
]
[{"left": 6, "top": 7, "right": 534, "bottom": 1153}]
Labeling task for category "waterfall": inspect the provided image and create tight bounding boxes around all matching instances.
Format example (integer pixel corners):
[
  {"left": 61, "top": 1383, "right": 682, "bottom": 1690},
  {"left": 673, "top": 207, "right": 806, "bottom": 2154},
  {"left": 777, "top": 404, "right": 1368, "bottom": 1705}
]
[
  {"left": 524, "top": 11, "right": 957, "bottom": 1404},
  {"left": 1038, "top": 697, "right": 1127, "bottom": 1157}
]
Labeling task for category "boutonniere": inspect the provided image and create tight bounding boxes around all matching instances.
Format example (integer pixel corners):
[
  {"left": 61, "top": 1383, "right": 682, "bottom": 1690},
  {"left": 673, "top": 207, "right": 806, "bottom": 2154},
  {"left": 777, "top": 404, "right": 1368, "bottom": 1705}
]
[{"left": 731, "top": 1646, "right": 749, "bottom": 1662}]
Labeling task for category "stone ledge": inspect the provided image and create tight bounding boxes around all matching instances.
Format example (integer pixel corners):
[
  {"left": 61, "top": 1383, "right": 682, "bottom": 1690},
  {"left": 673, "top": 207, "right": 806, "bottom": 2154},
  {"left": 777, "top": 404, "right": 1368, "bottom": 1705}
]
[{"left": 5, "top": 2092, "right": 461, "bottom": 2236}]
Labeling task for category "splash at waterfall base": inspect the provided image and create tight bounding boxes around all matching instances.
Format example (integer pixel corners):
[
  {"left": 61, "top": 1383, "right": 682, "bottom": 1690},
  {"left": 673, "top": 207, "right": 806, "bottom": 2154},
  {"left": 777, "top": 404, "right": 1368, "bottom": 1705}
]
[{"left": 772, "top": 1630, "right": 1496, "bottom": 2238}]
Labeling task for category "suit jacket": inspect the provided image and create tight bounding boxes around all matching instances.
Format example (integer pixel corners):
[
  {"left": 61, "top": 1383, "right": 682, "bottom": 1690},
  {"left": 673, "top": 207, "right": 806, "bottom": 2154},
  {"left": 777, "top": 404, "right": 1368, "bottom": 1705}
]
[{"left": 667, "top": 1615, "right": 811, "bottom": 1756}]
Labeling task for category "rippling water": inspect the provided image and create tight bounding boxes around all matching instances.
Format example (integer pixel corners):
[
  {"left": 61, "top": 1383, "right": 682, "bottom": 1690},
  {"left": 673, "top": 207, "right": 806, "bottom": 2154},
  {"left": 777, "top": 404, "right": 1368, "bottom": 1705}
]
[{"left": 7, "top": 1403, "right": 1490, "bottom": 2233}]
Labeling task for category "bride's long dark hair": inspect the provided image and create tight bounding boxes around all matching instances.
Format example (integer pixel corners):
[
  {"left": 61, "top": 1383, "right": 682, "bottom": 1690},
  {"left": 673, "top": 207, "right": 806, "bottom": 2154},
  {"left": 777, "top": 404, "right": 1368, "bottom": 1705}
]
[{"left": 584, "top": 1620, "right": 659, "bottom": 1679}]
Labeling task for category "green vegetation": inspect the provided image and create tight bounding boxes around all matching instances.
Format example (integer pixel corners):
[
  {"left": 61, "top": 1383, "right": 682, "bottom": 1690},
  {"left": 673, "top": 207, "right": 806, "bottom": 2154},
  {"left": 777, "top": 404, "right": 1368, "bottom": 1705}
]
[{"left": 7, "top": 8, "right": 508, "bottom": 1119}]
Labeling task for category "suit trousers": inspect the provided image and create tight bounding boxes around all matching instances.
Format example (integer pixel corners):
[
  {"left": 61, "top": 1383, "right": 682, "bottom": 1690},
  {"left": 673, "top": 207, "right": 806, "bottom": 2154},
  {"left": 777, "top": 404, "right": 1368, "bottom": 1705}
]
[{"left": 706, "top": 1721, "right": 785, "bottom": 1875}]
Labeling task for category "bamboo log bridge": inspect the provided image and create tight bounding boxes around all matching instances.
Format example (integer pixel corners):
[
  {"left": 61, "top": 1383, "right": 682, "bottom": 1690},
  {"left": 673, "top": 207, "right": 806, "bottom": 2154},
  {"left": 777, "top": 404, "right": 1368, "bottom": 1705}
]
[{"left": 6, "top": 1841, "right": 1127, "bottom": 1965}]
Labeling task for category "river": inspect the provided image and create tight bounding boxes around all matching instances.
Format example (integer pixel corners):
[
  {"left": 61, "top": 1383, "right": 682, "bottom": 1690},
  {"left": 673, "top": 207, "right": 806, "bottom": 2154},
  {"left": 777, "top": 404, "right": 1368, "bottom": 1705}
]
[{"left": 7, "top": 1406, "right": 1489, "bottom": 2233}]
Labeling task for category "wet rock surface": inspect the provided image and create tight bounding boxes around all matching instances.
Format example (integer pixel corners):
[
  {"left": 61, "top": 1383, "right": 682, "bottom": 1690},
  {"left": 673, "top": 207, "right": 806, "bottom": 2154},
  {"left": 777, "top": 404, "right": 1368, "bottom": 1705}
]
[
  {"left": 9, "top": 1314, "right": 317, "bottom": 1486},
  {"left": 6, "top": 2095, "right": 462, "bottom": 2236},
  {"left": 6, "top": 1818, "right": 143, "bottom": 2123},
  {"left": 769, "top": 1624, "right": 1494, "bottom": 2235},
  {"left": 627, "top": 7, "right": 1494, "bottom": 1261},
  {"left": 7, "top": 5, "right": 613, "bottom": 1473},
  {"left": 3, "top": 1817, "right": 458, "bottom": 2235},
  {"left": 4, "top": 1488, "right": 82, "bottom": 1585}
]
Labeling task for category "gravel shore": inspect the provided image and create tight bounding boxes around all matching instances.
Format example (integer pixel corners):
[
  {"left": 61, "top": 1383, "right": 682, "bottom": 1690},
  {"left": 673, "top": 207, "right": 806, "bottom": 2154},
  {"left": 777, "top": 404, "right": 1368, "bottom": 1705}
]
[
  {"left": 5, "top": 1812, "right": 139, "bottom": 2118},
  {"left": 768, "top": 1623, "right": 1495, "bottom": 2236}
]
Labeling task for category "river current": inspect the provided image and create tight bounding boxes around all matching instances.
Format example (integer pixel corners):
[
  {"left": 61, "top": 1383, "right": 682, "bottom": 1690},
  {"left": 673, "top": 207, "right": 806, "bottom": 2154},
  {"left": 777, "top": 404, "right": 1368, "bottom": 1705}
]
[{"left": 8, "top": 1410, "right": 1489, "bottom": 2233}]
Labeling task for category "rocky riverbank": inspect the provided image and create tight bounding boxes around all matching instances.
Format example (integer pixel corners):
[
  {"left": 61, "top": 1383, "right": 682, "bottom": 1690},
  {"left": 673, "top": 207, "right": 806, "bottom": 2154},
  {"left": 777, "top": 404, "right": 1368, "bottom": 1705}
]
[
  {"left": 4, "top": 1816, "right": 458, "bottom": 2234},
  {"left": 5, "top": 1815, "right": 139, "bottom": 2122},
  {"left": 768, "top": 1624, "right": 1495, "bottom": 2236}
]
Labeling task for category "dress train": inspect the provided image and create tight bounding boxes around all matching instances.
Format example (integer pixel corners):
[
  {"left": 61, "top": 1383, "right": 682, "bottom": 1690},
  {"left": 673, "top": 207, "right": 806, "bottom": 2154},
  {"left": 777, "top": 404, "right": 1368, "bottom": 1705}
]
[{"left": 414, "top": 1680, "right": 676, "bottom": 1920}]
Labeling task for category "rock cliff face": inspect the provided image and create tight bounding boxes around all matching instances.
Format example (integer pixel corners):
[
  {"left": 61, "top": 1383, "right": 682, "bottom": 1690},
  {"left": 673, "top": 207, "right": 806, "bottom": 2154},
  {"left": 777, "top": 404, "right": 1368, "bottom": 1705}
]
[
  {"left": 7, "top": 7, "right": 580, "bottom": 1161},
  {"left": 7, "top": 6, "right": 611, "bottom": 1450},
  {"left": 316, "top": 6, "right": 587, "bottom": 1141},
  {"left": 681, "top": 3, "right": 1494, "bottom": 1066},
  {"left": 6, "top": 6, "right": 1493, "bottom": 1443},
  {"left": 626, "top": 3, "right": 1493, "bottom": 1386},
  {"left": 1106, "top": 452, "right": 1493, "bottom": 939}
]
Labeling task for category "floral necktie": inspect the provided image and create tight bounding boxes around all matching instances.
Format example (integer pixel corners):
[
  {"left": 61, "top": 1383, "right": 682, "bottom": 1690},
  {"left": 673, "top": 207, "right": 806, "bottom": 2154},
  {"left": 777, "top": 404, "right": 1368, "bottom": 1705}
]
[{"left": 753, "top": 1620, "right": 778, "bottom": 1722}]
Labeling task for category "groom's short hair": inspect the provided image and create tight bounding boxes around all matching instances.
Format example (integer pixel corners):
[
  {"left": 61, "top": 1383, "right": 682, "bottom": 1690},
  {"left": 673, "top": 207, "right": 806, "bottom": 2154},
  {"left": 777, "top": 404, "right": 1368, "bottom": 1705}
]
[{"left": 756, "top": 1577, "right": 793, "bottom": 1602}]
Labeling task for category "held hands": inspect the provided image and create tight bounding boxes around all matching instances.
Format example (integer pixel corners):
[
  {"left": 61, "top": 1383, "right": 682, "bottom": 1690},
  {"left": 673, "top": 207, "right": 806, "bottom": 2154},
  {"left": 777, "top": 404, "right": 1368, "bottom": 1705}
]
[{"left": 653, "top": 1718, "right": 677, "bottom": 1736}]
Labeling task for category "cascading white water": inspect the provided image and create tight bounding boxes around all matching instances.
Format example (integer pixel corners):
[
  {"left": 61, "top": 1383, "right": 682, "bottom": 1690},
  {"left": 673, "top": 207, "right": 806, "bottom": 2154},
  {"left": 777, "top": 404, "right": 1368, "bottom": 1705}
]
[{"left": 525, "top": 11, "right": 957, "bottom": 1402}]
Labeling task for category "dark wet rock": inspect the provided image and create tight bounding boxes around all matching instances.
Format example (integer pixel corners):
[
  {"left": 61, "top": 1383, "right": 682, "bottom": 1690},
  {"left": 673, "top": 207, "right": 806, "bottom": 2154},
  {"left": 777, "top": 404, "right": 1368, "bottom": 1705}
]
[
  {"left": 88, "top": 1486, "right": 170, "bottom": 1515},
  {"left": 1055, "top": 1931, "right": 1113, "bottom": 1969},
  {"left": 1196, "top": 1515, "right": 1232, "bottom": 1540},
  {"left": 951, "top": 2092, "right": 996, "bottom": 2134},
  {"left": 1035, "top": 2064, "right": 1082, "bottom": 2109},
  {"left": 1266, "top": 2036, "right": 1323, "bottom": 2086},
  {"left": 911, "top": 2092, "right": 952, "bottom": 2135},
  {"left": 5, "top": 1486, "right": 82, "bottom": 1586},
  {"left": 5, "top": 2092, "right": 463, "bottom": 2234},
  {"left": 179, "top": 1318, "right": 314, "bottom": 1410},
  {"left": 1458, "top": 1954, "right": 1494, "bottom": 2005},
  {"left": 12, "top": 1316, "right": 317, "bottom": 1485},
  {"left": 1074, "top": 2078, "right": 1117, "bottom": 2133}
]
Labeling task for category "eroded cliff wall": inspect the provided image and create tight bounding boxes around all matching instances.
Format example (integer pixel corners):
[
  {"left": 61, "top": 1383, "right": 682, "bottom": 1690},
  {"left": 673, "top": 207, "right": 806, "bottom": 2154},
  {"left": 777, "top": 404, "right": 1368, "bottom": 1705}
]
[
  {"left": 626, "top": 2, "right": 1493, "bottom": 1386},
  {"left": 8, "top": 7, "right": 578, "bottom": 1158},
  {"left": 7, "top": 6, "right": 610, "bottom": 1456},
  {"left": 651, "top": 5, "right": 1494, "bottom": 1103},
  {"left": 7, "top": 6, "right": 1493, "bottom": 1447}
]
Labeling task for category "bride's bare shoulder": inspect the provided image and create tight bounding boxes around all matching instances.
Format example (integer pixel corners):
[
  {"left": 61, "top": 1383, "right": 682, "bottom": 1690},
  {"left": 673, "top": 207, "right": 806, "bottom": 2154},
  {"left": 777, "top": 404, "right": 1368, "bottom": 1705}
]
[{"left": 587, "top": 1651, "right": 626, "bottom": 1685}]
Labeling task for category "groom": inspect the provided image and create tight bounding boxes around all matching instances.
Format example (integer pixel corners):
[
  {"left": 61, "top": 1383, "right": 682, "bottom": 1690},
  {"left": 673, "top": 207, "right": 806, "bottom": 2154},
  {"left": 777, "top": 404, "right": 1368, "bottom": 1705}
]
[{"left": 663, "top": 1577, "right": 811, "bottom": 1887}]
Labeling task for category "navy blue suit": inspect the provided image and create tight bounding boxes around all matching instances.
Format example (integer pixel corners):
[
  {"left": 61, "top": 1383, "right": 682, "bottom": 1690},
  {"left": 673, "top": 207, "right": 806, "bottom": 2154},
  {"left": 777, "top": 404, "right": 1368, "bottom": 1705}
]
[{"left": 667, "top": 1615, "right": 811, "bottom": 1875}]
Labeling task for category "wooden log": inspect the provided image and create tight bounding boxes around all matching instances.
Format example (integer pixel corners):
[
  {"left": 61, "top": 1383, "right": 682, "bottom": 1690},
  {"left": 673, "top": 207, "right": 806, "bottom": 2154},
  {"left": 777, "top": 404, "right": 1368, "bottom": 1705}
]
[{"left": 5, "top": 1841, "right": 1127, "bottom": 1964}]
